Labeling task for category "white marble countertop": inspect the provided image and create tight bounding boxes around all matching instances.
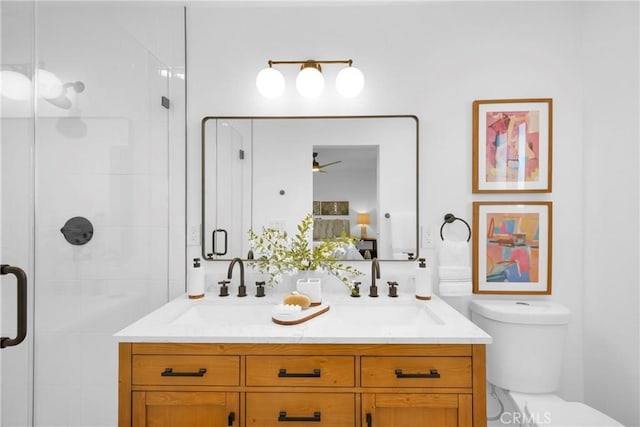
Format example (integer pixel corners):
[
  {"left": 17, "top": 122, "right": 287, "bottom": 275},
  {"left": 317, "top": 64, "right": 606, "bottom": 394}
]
[{"left": 114, "top": 285, "right": 491, "bottom": 344}]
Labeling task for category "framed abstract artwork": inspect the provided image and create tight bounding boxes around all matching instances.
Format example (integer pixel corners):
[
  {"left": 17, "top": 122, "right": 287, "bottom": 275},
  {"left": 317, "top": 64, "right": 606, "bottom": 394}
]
[
  {"left": 472, "top": 98, "right": 552, "bottom": 193},
  {"left": 473, "top": 202, "right": 552, "bottom": 294}
]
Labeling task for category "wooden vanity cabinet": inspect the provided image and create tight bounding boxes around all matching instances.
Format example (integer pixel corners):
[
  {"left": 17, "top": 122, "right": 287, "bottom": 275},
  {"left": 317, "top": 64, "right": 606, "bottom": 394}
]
[
  {"left": 119, "top": 343, "right": 486, "bottom": 427},
  {"left": 132, "top": 391, "right": 238, "bottom": 427},
  {"left": 361, "top": 353, "right": 476, "bottom": 426},
  {"left": 362, "top": 393, "right": 472, "bottom": 427}
]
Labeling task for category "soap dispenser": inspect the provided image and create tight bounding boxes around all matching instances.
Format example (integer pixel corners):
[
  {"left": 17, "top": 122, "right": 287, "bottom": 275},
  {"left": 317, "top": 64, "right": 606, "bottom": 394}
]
[
  {"left": 188, "top": 258, "right": 205, "bottom": 299},
  {"left": 415, "top": 257, "right": 432, "bottom": 300}
]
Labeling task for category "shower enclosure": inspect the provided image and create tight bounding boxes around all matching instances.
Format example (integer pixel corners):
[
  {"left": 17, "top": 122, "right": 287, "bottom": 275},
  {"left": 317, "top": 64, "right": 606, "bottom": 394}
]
[{"left": 1, "top": 2, "right": 186, "bottom": 426}]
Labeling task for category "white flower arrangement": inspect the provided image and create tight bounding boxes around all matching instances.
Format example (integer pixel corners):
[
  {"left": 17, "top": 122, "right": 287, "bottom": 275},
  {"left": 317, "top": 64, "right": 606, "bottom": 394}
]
[{"left": 248, "top": 213, "right": 362, "bottom": 289}]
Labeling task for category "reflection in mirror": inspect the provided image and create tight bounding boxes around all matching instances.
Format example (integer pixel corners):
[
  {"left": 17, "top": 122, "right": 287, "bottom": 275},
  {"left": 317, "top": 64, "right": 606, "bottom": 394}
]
[
  {"left": 202, "top": 116, "right": 418, "bottom": 261},
  {"left": 202, "top": 119, "right": 252, "bottom": 259},
  {"left": 313, "top": 145, "right": 377, "bottom": 260}
]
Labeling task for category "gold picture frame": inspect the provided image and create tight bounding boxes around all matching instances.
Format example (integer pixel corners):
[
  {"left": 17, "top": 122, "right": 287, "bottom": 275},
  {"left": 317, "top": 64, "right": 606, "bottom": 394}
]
[
  {"left": 472, "top": 98, "right": 552, "bottom": 193},
  {"left": 473, "top": 201, "right": 552, "bottom": 294}
]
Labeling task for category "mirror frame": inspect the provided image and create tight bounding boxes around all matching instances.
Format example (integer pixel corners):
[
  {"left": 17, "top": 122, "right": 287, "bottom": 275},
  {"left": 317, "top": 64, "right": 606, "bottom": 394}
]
[{"left": 201, "top": 115, "right": 420, "bottom": 262}]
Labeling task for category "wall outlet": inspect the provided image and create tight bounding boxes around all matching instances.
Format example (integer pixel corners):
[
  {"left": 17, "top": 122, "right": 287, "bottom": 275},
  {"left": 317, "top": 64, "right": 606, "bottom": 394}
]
[
  {"left": 188, "top": 224, "right": 200, "bottom": 245},
  {"left": 422, "top": 227, "right": 433, "bottom": 248}
]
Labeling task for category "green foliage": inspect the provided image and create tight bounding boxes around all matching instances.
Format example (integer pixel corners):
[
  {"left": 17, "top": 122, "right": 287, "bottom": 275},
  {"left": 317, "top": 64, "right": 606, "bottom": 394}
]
[{"left": 248, "top": 213, "right": 362, "bottom": 289}]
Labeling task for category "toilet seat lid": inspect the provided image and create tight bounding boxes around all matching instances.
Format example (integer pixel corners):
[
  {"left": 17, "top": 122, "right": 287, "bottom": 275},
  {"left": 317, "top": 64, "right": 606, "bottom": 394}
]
[
  {"left": 525, "top": 401, "right": 623, "bottom": 426},
  {"left": 470, "top": 299, "right": 571, "bottom": 325}
]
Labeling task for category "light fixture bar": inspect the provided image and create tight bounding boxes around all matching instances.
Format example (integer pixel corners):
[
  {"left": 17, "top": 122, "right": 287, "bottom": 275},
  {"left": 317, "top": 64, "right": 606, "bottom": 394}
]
[
  {"left": 268, "top": 59, "right": 353, "bottom": 67},
  {"left": 256, "top": 58, "right": 364, "bottom": 98}
]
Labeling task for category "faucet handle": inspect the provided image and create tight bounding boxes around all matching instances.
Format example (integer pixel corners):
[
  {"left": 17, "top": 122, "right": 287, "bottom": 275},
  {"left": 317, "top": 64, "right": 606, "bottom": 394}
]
[
  {"left": 387, "top": 281, "right": 398, "bottom": 298},
  {"left": 218, "top": 280, "right": 230, "bottom": 297},
  {"left": 255, "top": 281, "right": 266, "bottom": 298}
]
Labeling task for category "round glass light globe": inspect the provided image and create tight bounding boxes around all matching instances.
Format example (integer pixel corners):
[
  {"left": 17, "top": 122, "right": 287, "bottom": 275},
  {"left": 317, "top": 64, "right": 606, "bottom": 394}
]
[
  {"left": 37, "top": 69, "right": 63, "bottom": 100},
  {"left": 296, "top": 67, "right": 324, "bottom": 99},
  {"left": 336, "top": 66, "right": 364, "bottom": 98},
  {"left": 256, "top": 67, "right": 285, "bottom": 98},
  {"left": 0, "top": 70, "right": 31, "bottom": 101}
]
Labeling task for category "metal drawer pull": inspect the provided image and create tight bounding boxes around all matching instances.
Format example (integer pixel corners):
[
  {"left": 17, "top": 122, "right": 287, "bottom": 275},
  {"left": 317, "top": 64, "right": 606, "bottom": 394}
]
[
  {"left": 161, "top": 367, "right": 207, "bottom": 377},
  {"left": 278, "top": 411, "right": 321, "bottom": 422},
  {"left": 278, "top": 368, "right": 321, "bottom": 378},
  {"left": 366, "top": 413, "right": 372, "bottom": 427},
  {"left": 395, "top": 368, "right": 440, "bottom": 379}
]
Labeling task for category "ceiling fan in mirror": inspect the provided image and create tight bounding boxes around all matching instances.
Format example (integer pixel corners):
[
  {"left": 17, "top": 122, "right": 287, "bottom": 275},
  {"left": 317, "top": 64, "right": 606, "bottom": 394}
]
[{"left": 312, "top": 152, "right": 342, "bottom": 173}]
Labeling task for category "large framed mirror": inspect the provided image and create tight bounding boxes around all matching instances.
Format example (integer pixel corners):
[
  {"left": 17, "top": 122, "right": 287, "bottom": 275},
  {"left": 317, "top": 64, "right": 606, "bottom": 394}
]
[{"left": 202, "top": 115, "right": 419, "bottom": 261}]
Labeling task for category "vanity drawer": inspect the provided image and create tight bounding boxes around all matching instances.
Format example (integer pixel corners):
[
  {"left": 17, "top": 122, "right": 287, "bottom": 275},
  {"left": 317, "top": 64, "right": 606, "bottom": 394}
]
[
  {"left": 361, "top": 356, "right": 472, "bottom": 388},
  {"left": 132, "top": 355, "right": 240, "bottom": 386},
  {"left": 246, "top": 355, "right": 354, "bottom": 387},
  {"left": 246, "top": 392, "right": 354, "bottom": 427}
]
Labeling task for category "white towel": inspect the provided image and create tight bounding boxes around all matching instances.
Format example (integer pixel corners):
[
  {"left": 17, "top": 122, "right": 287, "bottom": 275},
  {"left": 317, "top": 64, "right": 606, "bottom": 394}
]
[
  {"left": 390, "top": 212, "right": 415, "bottom": 252},
  {"left": 439, "top": 240, "right": 470, "bottom": 267},
  {"left": 438, "top": 281, "right": 472, "bottom": 296},
  {"left": 438, "top": 240, "right": 472, "bottom": 296},
  {"left": 438, "top": 266, "right": 471, "bottom": 281}
]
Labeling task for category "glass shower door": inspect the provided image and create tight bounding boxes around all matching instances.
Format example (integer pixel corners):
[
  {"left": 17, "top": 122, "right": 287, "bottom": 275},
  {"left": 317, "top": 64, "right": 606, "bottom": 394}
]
[
  {"left": 31, "top": 3, "right": 184, "bottom": 426},
  {"left": 1, "top": 1, "right": 36, "bottom": 426},
  {"left": 2, "top": 2, "right": 184, "bottom": 426}
]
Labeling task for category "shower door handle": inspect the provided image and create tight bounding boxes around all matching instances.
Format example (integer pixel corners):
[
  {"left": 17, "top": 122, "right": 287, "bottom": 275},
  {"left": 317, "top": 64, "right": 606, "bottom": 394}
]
[{"left": 1, "top": 264, "right": 27, "bottom": 348}]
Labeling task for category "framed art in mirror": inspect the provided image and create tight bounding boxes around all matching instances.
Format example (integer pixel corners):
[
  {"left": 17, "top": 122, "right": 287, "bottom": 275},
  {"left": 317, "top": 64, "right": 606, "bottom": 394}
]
[
  {"left": 473, "top": 201, "right": 552, "bottom": 295},
  {"left": 316, "top": 201, "right": 349, "bottom": 216},
  {"left": 472, "top": 98, "right": 552, "bottom": 193}
]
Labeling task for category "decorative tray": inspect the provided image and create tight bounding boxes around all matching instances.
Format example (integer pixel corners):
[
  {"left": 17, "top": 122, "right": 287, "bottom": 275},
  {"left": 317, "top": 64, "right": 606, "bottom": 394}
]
[{"left": 271, "top": 303, "right": 330, "bottom": 325}]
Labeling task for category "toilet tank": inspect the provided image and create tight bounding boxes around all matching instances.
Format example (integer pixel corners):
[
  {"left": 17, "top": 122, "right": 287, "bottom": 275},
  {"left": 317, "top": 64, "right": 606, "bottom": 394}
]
[{"left": 470, "top": 299, "right": 571, "bottom": 393}]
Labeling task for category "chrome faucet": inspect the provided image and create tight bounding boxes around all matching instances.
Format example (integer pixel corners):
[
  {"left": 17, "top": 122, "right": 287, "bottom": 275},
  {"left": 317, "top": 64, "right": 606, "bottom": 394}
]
[
  {"left": 227, "top": 257, "right": 246, "bottom": 297},
  {"left": 370, "top": 258, "right": 380, "bottom": 297}
]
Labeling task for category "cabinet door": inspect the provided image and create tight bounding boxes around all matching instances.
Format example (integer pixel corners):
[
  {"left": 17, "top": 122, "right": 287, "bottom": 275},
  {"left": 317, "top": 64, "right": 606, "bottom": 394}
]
[
  {"left": 132, "top": 391, "right": 239, "bottom": 427},
  {"left": 362, "top": 393, "right": 472, "bottom": 427}
]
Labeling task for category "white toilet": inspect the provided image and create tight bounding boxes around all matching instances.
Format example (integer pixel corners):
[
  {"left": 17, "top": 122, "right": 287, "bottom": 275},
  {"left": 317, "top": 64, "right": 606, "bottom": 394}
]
[{"left": 470, "top": 299, "right": 623, "bottom": 427}]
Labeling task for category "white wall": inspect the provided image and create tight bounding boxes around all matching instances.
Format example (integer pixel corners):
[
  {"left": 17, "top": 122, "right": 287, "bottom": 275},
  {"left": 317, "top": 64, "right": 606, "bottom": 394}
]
[
  {"left": 186, "top": 2, "right": 639, "bottom": 424},
  {"left": 581, "top": 3, "right": 639, "bottom": 426},
  {"left": 314, "top": 166, "right": 377, "bottom": 235}
]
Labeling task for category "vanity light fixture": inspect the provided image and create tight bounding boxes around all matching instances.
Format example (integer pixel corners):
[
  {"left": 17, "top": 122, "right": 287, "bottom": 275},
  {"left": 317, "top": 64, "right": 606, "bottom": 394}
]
[{"left": 256, "top": 59, "right": 364, "bottom": 99}]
